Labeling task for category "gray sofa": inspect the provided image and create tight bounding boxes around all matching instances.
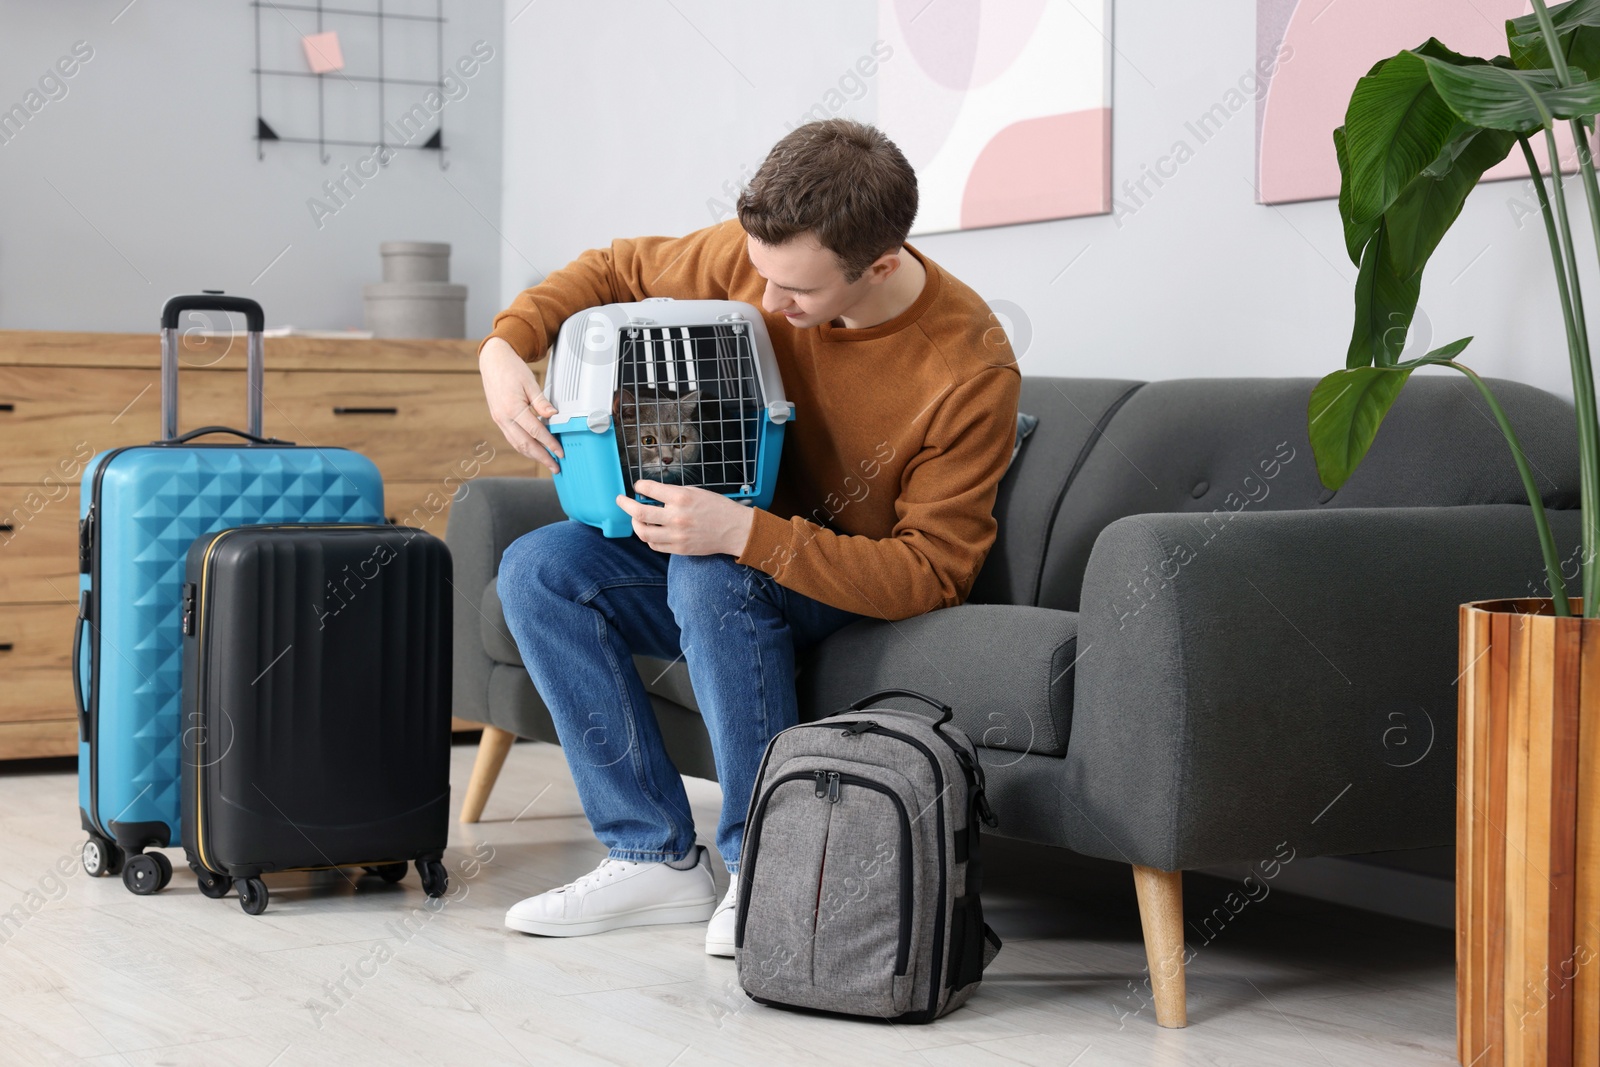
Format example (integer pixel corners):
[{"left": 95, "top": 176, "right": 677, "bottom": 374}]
[{"left": 447, "top": 375, "right": 1580, "bottom": 1027}]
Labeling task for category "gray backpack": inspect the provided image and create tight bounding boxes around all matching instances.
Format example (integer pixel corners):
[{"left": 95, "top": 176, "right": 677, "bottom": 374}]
[{"left": 734, "top": 689, "right": 1003, "bottom": 1021}]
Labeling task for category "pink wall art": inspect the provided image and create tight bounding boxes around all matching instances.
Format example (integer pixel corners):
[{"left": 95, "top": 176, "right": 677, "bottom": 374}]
[
  {"left": 877, "top": 0, "right": 1113, "bottom": 234},
  {"left": 1256, "top": 0, "right": 1575, "bottom": 205}
]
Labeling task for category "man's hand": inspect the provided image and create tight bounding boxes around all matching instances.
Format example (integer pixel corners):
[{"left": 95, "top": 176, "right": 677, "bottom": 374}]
[
  {"left": 480, "top": 336, "right": 564, "bottom": 474},
  {"left": 618, "top": 481, "right": 756, "bottom": 556}
]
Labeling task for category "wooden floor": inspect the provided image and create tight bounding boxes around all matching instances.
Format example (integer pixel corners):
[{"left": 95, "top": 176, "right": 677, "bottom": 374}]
[{"left": 0, "top": 741, "right": 1458, "bottom": 1066}]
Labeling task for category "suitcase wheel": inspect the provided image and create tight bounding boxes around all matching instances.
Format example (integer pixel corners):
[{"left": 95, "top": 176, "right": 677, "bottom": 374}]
[
  {"left": 82, "top": 835, "right": 125, "bottom": 878},
  {"left": 122, "top": 851, "right": 173, "bottom": 895},
  {"left": 363, "top": 863, "right": 408, "bottom": 884},
  {"left": 238, "top": 877, "right": 269, "bottom": 916},
  {"left": 418, "top": 859, "right": 448, "bottom": 898},
  {"left": 191, "top": 864, "right": 233, "bottom": 900}
]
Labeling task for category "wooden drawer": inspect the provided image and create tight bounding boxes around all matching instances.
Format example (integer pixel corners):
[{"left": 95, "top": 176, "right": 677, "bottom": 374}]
[
  {"left": 0, "top": 719, "right": 77, "bottom": 759},
  {"left": 1, "top": 331, "right": 519, "bottom": 761},
  {"left": 259, "top": 370, "right": 541, "bottom": 483},
  {"left": 0, "top": 365, "right": 248, "bottom": 481},
  {"left": 0, "top": 603, "right": 77, "bottom": 723},
  {"left": 0, "top": 487, "right": 79, "bottom": 603}
]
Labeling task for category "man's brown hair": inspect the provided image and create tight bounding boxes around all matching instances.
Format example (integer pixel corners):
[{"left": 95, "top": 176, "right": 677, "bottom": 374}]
[{"left": 737, "top": 119, "right": 918, "bottom": 282}]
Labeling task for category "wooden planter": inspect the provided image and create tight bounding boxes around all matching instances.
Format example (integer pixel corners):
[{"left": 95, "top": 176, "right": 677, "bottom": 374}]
[{"left": 1458, "top": 598, "right": 1600, "bottom": 1067}]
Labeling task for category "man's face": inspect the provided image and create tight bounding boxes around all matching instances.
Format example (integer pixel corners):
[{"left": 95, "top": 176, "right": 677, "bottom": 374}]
[{"left": 746, "top": 234, "right": 877, "bottom": 329}]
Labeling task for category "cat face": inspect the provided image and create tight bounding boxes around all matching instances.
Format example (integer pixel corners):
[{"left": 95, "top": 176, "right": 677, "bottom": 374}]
[{"left": 619, "top": 388, "right": 702, "bottom": 485}]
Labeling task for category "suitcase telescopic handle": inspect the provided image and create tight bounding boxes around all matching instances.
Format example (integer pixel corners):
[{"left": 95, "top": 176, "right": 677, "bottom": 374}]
[
  {"left": 847, "top": 688, "right": 954, "bottom": 727},
  {"left": 160, "top": 292, "right": 265, "bottom": 441}
]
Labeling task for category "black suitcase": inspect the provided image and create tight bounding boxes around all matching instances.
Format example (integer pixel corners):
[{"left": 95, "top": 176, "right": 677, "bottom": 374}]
[{"left": 180, "top": 523, "right": 453, "bottom": 914}]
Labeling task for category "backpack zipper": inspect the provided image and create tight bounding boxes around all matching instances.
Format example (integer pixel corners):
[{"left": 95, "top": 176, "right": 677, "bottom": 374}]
[
  {"left": 739, "top": 770, "right": 828, "bottom": 952},
  {"left": 828, "top": 772, "right": 913, "bottom": 976},
  {"left": 924, "top": 724, "right": 998, "bottom": 827},
  {"left": 739, "top": 768, "right": 914, "bottom": 978}
]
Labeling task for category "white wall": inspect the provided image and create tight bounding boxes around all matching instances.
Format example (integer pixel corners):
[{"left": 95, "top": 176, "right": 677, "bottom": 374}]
[
  {"left": 0, "top": 0, "right": 506, "bottom": 335},
  {"left": 500, "top": 0, "right": 1592, "bottom": 402},
  {"left": 495, "top": 0, "right": 881, "bottom": 300}
]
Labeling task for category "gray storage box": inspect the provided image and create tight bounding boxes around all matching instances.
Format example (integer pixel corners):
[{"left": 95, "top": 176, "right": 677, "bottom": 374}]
[
  {"left": 381, "top": 241, "right": 451, "bottom": 283},
  {"left": 363, "top": 281, "right": 467, "bottom": 339},
  {"left": 363, "top": 240, "right": 466, "bottom": 338}
]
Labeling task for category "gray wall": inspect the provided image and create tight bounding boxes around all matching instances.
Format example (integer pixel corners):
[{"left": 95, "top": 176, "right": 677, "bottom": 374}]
[
  {"left": 0, "top": 0, "right": 505, "bottom": 335},
  {"left": 499, "top": 0, "right": 1591, "bottom": 402}
]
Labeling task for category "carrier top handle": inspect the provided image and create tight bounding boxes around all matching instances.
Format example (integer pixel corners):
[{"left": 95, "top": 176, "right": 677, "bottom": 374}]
[
  {"left": 160, "top": 291, "right": 265, "bottom": 441},
  {"left": 848, "top": 688, "right": 954, "bottom": 727}
]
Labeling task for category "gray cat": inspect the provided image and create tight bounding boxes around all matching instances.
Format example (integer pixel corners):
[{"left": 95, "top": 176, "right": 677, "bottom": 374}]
[{"left": 618, "top": 388, "right": 703, "bottom": 485}]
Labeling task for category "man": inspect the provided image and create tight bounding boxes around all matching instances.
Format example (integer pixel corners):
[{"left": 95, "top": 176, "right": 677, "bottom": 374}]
[{"left": 478, "top": 119, "right": 1019, "bottom": 956}]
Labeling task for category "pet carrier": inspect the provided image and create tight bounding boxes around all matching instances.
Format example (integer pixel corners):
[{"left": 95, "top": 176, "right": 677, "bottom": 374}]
[{"left": 544, "top": 298, "right": 793, "bottom": 537}]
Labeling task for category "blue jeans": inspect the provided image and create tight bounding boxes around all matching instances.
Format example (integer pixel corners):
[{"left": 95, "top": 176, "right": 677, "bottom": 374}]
[{"left": 497, "top": 520, "right": 861, "bottom": 873}]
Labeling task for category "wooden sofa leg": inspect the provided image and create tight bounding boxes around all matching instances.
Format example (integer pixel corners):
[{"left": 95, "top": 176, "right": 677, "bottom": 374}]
[
  {"left": 1131, "top": 864, "right": 1187, "bottom": 1028},
  {"left": 460, "top": 725, "right": 516, "bottom": 823}
]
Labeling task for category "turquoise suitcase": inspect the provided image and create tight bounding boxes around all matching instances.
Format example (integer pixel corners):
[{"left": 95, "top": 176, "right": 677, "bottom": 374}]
[{"left": 74, "top": 294, "right": 384, "bottom": 894}]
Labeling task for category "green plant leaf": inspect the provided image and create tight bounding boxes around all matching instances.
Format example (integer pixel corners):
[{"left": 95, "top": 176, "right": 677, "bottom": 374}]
[
  {"left": 1343, "top": 48, "right": 1467, "bottom": 225},
  {"left": 1384, "top": 127, "right": 1517, "bottom": 278},
  {"left": 1308, "top": 367, "right": 1416, "bottom": 490},
  {"left": 1421, "top": 56, "right": 1600, "bottom": 132},
  {"left": 1508, "top": 0, "right": 1600, "bottom": 77},
  {"left": 1395, "top": 335, "right": 1473, "bottom": 368},
  {"left": 1420, "top": 119, "right": 1485, "bottom": 177},
  {"left": 1334, "top": 126, "right": 1379, "bottom": 265},
  {"left": 1412, "top": 37, "right": 1493, "bottom": 68},
  {"left": 1348, "top": 221, "right": 1422, "bottom": 369}
]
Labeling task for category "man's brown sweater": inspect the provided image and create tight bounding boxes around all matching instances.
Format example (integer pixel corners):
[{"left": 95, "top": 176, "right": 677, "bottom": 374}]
[{"left": 485, "top": 220, "right": 1020, "bottom": 621}]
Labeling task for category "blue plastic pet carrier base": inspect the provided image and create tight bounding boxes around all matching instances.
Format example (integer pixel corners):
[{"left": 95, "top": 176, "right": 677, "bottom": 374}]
[
  {"left": 544, "top": 299, "right": 793, "bottom": 538},
  {"left": 75, "top": 294, "right": 384, "bottom": 891}
]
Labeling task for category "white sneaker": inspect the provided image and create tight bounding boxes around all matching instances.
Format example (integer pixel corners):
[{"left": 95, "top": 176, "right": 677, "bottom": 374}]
[
  {"left": 705, "top": 879, "right": 739, "bottom": 957},
  {"left": 505, "top": 847, "right": 716, "bottom": 937}
]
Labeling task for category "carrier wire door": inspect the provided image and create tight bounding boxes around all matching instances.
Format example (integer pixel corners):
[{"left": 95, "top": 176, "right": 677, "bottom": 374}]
[{"left": 617, "top": 322, "right": 761, "bottom": 497}]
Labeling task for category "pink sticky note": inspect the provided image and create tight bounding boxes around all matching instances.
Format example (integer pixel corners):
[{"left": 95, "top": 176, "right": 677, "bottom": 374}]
[{"left": 302, "top": 31, "right": 344, "bottom": 74}]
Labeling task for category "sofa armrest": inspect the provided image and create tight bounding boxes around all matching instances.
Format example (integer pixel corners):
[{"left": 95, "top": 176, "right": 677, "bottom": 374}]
[
  {"left": 1068, "top": 504, "right": 1582, "bottom": 871},
  {"left": 801, "top": 603, "right": 1078, "bottom": 757},
  {"left": 446, "top": 476, "right": 567, "bottom": 725}
]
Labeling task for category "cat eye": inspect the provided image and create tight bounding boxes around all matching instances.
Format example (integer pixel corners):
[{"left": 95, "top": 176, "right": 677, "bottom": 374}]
[
  {"left": 642, "top": 435, "right": 657, "bottom": 446},
  {"left": 674, "top": 435, "right": 686, "bottom": 444}
]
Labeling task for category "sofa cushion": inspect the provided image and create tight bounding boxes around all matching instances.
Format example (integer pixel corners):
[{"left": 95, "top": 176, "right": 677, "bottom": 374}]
[
  {"left": 967, "top": 378, "right": 1145, "bottom": 609},
  {"left": 482, "top": 578, "right": 700, "bottom": 711},
  {"left": 481, "top": 579, "right": 521, "bottom": 665},
  {"left": 481, "top": 580, "right": 1080, "bottom": 755},
  {"left": 635, "top": 653, "right": 699, "bottom": 711},
  {"left": 1035, "top": 375, "right": 1582, "bottom": 612},
  {"left": 799, "top": 604, "right": 1078, "bottom": 757}
]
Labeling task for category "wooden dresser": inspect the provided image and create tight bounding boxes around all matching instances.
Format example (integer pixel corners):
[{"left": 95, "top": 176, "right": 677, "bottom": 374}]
[{"left": 0, "top": 330, "right": 546, "bottom": 759}]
